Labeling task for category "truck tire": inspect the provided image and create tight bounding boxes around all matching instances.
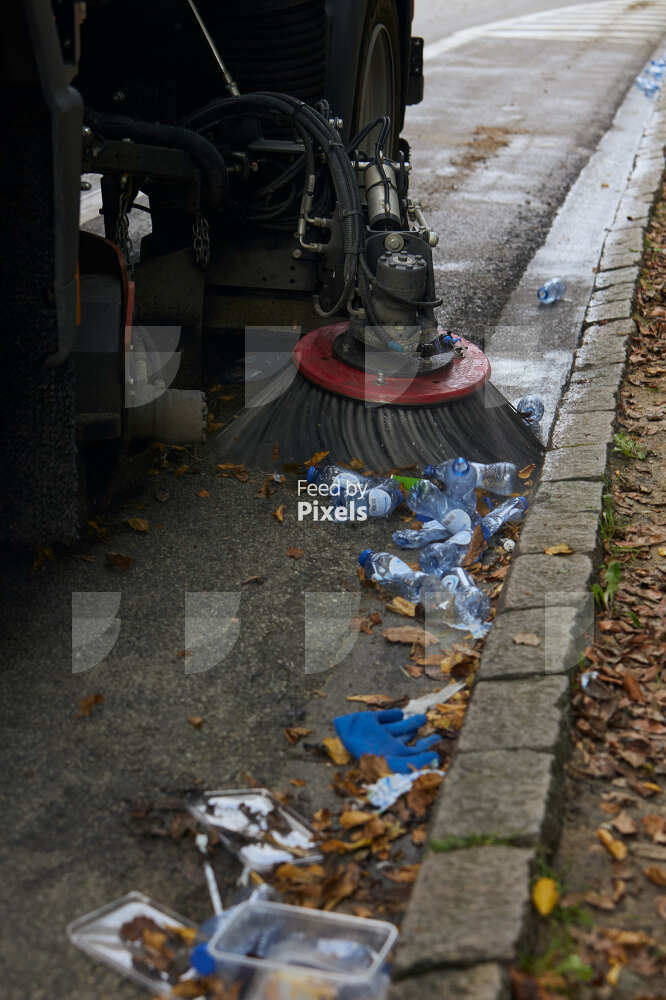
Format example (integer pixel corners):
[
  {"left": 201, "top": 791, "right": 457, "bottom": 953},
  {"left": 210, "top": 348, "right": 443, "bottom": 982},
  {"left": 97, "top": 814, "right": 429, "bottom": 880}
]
[{"left": 353, "top": 0, "right": 402, "bottom": 155}]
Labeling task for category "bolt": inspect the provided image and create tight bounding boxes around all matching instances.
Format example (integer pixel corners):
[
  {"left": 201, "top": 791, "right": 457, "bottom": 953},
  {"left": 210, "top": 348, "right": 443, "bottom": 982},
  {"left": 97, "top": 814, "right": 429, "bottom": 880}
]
[
  {"left": 375, "top": 372, "right": 385, "bottom": 385},
  {"left": 292, "top": 249, "right": 303, "bottom": 259},
  {"left": 81, "top": 126, "right": 92, "bottom": 137},
  {"left": 428, "top": 231, "right": 440, "bottom": 247},
  {"left": 112, "top": 90, "right": 126, "bottom": 103},
  {"left": 384, "top": 233, "right": 404, "bottom": 252}
]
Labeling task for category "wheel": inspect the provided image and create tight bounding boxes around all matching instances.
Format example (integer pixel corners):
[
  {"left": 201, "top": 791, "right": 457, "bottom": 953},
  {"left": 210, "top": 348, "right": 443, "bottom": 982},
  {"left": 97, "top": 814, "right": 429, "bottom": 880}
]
[{"left": 353, "top": 0, "right": 402, "bottom": 156}]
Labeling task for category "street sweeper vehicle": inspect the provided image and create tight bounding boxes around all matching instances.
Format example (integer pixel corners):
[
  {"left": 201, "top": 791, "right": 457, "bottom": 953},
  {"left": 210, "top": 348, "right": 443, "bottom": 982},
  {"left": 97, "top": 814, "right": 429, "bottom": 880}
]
[{"left": 1, "top": 0, "right": 541, "bottom": 546}]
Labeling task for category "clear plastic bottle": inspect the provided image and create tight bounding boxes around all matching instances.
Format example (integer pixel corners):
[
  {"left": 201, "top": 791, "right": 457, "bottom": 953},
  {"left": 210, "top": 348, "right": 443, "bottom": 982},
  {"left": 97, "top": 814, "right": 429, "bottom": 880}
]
[
  {"left": 392, "top": 511, "right": 472, "bottom": 548},
  {"left": 338, "top": 477, "right": 403, "bottom": 518},
  {"left": 359, "top": 550, "right": 488, "bottom": 632},
  {"left": 537, "top": 278, "right": 566, "bottom": 304},
  {"left": 443, "top": 457, "right": 478, "bottom": 510},
  {"left": 307, "top": 463, "right": 368, "bottom": 497},
  {"left": 407, "top": 479, "right": 454, "bottom": 522},
  {"left": 480, "top": 496, "right": 528, "bottom": 540},
  {"left": 425, "top": 459, "right": 518, "bottom": 497},
  {"left": 515, "top": 396, "right": 544, "bottom": 431},
  {"left": 417, "top": 529, "right": 473, "bottom": 577}
]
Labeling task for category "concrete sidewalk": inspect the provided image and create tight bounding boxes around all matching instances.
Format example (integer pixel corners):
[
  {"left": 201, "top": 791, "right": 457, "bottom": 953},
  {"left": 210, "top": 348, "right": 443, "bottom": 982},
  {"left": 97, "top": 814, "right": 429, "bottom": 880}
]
[{"left": 387, "top": 83, "right": 666, "bottom": 1000}]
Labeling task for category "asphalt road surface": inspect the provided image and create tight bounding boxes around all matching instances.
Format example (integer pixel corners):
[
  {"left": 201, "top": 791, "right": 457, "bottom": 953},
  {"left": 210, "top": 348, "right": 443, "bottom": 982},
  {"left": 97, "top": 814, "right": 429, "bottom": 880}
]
[{"left": 3, "top": 2, "right": 666, "bottom": 997}]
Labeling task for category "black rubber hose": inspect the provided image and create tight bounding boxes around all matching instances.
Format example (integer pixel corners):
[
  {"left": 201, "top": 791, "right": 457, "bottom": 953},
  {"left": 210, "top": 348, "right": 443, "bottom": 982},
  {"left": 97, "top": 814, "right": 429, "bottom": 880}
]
[{"left": 84, "top": 109, "right": 229, "bottom": 208}]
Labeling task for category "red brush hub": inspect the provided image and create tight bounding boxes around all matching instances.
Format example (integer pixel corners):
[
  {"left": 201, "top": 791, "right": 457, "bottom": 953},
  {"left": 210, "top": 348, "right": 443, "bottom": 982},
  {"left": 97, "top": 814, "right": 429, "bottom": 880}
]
[{"left": 293, "top": 322, "right": 490, "bottom": 405}]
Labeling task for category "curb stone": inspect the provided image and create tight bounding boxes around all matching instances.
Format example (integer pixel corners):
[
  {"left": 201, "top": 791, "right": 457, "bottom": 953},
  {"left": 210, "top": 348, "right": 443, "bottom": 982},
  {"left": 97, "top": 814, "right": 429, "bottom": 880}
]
[{"left": 390, "top": 88, "right": 666, "bottom": 997}]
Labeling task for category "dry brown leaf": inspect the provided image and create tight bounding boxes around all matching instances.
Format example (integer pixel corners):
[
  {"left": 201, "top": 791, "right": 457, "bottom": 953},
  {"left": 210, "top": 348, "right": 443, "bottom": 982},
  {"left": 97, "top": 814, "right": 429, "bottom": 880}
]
[
  {"left": 350, "top": 612, "right": 383, "bottom": 634},
  {"left": 346, "top": 693, "right": 408, "bottom": 709},
  {"left": 383, "top": 626, "right": 439, "bottom": 646},
  {"left": 322, "top": 737, "right": 351, "bottom": 765},
  {"left": 641, "top": 815, "right": 666, "bottom": 843},
  {"left": 403, "top": 664, "right": 424, "bottom": 679},
  {"left": 283, "top": 726, "right": 312, "bottom": 745},
  {"left": 407, "top": 773, "right": 443, "bottom": 817},
  {"left": 126, "top": 516, "right": 150, "bottom": 533},
  {"left": 187, "top": 715, "right": 204, "bottom": 729},
  {"left": 196, "top": 489, "right": 210, "bottom": 498},
  {"left": 273, "top": 505, "right": 285, "bottom": 523},
  {"left": 289, "top": 778, "right": 306, "bottom": 787},
  {"left": 305, "top": 450, "right": 330, "bottom": 467},
  {"left": 215, "top": 462, "right": 249, "bottom": 482},
  {"left": 241, "top": 575, "right": 265, "bottom": 586},
  {"left": 75, "top": 693, "right": 104, "bottom": 718},
  {"left": 518, "top": 464, "right": 536, "bottom": 479},
  {"left": 544, "top": 543, "right": 573, "bottom": 556},
  {"left": 173, "top": 464, "right": 189, "bottom": 477},
  {"left": 597, "top": 828, "right": 628, "bottom": 861},
  {"left": 358, "top": 755, "right": 391, "bottom": 782},
  {"left": 643, "top": 866, "right": 666, "bottom": 887},
  {"left": 385, "top": 596, "right": 416, "bottom": 618},
  {"left": 383, "top": 864, "right": 420, "bottom": 884},
  {"left": 285, "top": 546, "right": 304, "bottom": 559},
  {"left": 339, "top": 810, "right": 376, "bottom": 829},
  {"left": 622, "top": 672, "right": 644, "bottom": 702},
  {"left": 612, "top": 811, "right": 637, "bottom": 836},
  {"left": 320, "top": 838, "right": 371, "bottom": 854},
  {"left": 584, "top": 890, "right": 616, "bottom": 911},
  {"left": 323, "top": 862, "right": 360, "bottom": 911},
  {"left": 275, "top": 863, "right": 325, "bottom": 884},
  {"left": 351, "top": 905, "right": 374, "bottom": 919},
  {"left": 461, "top": 524, "right": 486, "bottom": 568},
  {"left": 105, "top": 551, "right": 134, "bottom": 570},
  {"left": 513, "top": 632, "right": 541, "bottom": 647},
  {"left": 486, "top": 564, "right": 509, "bottom": 581},
  {"left": 411, "top": 826, "right": 428, "bottom": 846},
  {"left": 655, "top": 896, "right": 666, "bottom": 919}
]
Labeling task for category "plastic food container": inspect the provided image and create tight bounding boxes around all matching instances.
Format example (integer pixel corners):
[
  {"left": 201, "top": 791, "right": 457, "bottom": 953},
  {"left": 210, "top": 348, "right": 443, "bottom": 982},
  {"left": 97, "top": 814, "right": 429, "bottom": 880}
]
[
  {"left": 67, "top": 891, "right": 198, "bottom": 995},
  {"left": 201, "top": 899, "right": 397, "bottom": 1000},
  {"left": 187, "top": 787, "right": 323, "bottom": 871}
]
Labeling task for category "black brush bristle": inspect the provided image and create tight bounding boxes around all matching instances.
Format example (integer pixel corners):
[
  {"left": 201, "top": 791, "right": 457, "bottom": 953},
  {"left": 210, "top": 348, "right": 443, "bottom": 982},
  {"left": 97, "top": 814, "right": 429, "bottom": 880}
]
[{"left": 213, "top": 371, "right": 544, "bottom": 472}]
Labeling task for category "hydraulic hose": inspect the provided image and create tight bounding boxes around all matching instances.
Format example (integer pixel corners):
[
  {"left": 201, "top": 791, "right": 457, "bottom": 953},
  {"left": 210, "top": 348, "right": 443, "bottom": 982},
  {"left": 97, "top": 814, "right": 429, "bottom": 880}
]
[{"left": 84, "top": 109, "right": 229, "bottom": 208}]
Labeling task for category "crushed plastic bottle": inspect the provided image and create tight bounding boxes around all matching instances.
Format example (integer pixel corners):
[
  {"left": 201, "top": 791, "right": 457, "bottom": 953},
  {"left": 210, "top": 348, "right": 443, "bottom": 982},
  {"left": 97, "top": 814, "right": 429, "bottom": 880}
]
[
  {"left": 417, "top": 529, "right": 473, "bottom": 577},
  {"left": 392, "top": 511, "right": 472, "bottom": 548},
  {"left": 481, "top": 496, "right": 528, "bottom": 540},
  {"left": 426, "top": 459, "right": 518, "bottom": 497},
  {"left": 342, "top": 477, "right": 403, "bottom": 518},
  {"left": 515, "top": 395, "right": 544, "bottom": 431},
  {"left": 537, "top": 278, "right": 566, "bottom": 304},
  {"left": 359, "top": 550, "right": 489, "bottom": 634},
  {"left": 635, "top": 75, "right": 660, "bottom": 97},
  {"left": 307, "top": 463, "right": 368, "bottom": 497},
  {"left": 442, "top": 456, "right": 478, "bottom": 510},
  {"left": 407, "top": 479, "right": 455, "bottom": 522}
]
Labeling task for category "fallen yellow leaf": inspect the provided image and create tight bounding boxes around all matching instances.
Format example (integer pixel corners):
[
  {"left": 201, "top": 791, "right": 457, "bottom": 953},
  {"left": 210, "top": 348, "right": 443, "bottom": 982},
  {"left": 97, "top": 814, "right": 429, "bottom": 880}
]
[
  {"left": 544, "top": 543, "right": 573, "bottom": 556},
  {"left": 126, "top": 516, "right": 149, "bottom": 533},
  {"left": 658, "top": 547, "right": 666, "bottom": 557},
  {"left": 305, "top": 450, "right": 330, "bottom": 466},
  {"left": 385, "top": 596, "right": 416, "bottom": 618},
  {"left": 518, "top": 464, "right": 536, "bottom": 479},
  {"left": 273, "top": 504, "right": 285, "bottom": 523},
  {"left": 532, "top": 877, "right": 559, "bottom": 916},
  {"left": 322, "top": 737, "right": 351, "bottom": 765},
  {"left": 597, "top": 827, "right": 628, "bottom": 861},
  {"left": 339, "top": 810, "right": 375, "bottom": 828}
]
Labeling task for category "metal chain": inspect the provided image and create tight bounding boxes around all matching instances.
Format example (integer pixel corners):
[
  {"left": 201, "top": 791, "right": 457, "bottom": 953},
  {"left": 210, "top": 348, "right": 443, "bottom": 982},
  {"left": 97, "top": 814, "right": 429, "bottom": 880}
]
[{"left": 193, "top": 212, "right": 211, "bottom": 269}]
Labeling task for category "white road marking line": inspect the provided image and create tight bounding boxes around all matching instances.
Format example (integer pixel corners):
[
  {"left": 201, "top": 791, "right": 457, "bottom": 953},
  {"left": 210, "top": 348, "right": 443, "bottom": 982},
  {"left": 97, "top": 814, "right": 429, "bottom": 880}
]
[{"left": 424, "top": 0, "right": 666, "bottom": 59}]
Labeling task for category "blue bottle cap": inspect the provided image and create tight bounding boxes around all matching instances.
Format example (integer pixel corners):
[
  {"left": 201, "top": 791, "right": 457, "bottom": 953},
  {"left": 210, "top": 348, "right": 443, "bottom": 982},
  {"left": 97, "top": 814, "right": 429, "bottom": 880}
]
[
  {"left": 423, "top": 464, "right": 434, "bottom": 476},
  {"left": 358, "top": 549, "right": 372, "bottom": 567},
  {"left": 306, "top": 466, "right": 318, "bottom": 483},
  {"left": 451, "top": 457, "right": 468, "bottom": 475},
  {"left": 190, "top": 943, "right": 216, "bottom": 976}
]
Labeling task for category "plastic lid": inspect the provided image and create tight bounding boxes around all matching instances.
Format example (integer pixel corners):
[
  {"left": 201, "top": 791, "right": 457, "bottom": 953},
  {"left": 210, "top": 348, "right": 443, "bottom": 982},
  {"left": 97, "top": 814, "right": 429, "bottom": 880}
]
[
  {"left": 358, "top": 549, "right": 372, "bottom": 567},
  {"left": 306, "top": 466, "right": 318, "bottom": 483},
  {"left": 190, "top": 943, "right": 216, "bottom": 976}
]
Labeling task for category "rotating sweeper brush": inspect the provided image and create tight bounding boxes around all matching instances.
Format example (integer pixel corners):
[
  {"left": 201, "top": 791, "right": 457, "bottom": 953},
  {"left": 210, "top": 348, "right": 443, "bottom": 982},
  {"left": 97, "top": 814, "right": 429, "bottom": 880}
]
[{"left": 211, "top": 101, "right": 543, "bottom": 472}]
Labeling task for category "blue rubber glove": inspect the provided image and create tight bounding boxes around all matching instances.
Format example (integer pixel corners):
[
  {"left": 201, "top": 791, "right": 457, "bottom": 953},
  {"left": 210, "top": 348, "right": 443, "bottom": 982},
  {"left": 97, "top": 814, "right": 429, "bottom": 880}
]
[{"left": 334, "top": 709, "right": 440, "bottom": 774}]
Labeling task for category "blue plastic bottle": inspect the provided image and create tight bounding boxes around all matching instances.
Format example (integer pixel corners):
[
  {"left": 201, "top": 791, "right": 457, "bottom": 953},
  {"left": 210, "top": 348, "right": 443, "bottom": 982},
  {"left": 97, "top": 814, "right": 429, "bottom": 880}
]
[
  {"left": 537, "top": 278, "right": 566, "bottom": 304},
  {"left": 515, "top": 396, "right": 544, "bottom": 431},
  {"left": 418, "top": 529, "right": 473, "bottom": 577},
  {"left": 481, "top": 496, "right": 528, "bottom": 540},
  {"left": 443, "top": 457, "right": 478, "bottom": 510}
]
